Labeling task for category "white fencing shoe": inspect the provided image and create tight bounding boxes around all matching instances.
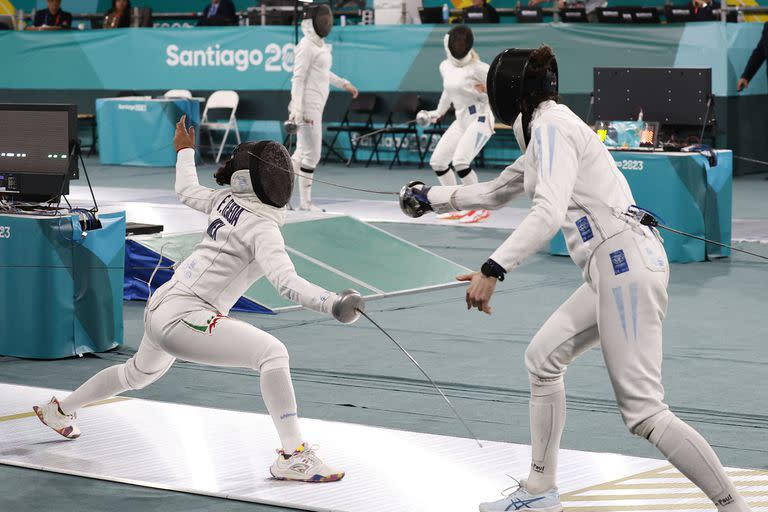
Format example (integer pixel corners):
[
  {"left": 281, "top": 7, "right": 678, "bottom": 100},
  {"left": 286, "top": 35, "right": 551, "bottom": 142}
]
[
  {"left": 270, "top": 443, "right": 344, "bottom": 483},
  {"left": 479, "top": 479, "right": 563, "bottom": 512},
  {"left": 437, "top": 211, "right": 467, "bottom": 220},
  {"left": 299, "top": 202, "right": 326, "bottom": 213},
  {"left": 32, "top": 397, "right": 81, "bottom": 440},
  {"left": 459, "top": 209, "right": 491, "bottom": 224}
]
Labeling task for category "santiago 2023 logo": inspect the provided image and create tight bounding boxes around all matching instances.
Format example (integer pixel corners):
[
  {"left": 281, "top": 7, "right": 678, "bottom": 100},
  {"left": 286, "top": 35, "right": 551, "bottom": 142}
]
[{"left": 165, "top": 43, "right": 296, "bottom": 73}]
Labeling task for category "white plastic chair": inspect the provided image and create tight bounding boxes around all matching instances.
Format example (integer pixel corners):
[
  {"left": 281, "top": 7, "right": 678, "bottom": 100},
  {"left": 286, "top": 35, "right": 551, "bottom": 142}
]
[
  {"left": 200, "top": 90, "right": 241, "bottom": 163},
  {"left": 163, "top": 89, "right": 193, "bottom": 99}
]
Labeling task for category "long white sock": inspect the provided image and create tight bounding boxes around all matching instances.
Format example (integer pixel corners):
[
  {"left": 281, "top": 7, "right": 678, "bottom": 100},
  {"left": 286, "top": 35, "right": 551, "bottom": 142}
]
[
  {"left": 526, "top": 378, "right": 566, "bottom": 494},
  {"left": 298, "top": 168, "right": 313, "bottom": 208},
  {"left": 650, "top": 414, "right": 750, "bottom": 511},
  {"left": 456, "top": 167, "right": 479, "bottom": 186},
  {"left": 261, "top": 367, "right": 304, "bottom": 453},
  {"left": 59, "top": 365, "right": 128, "bottom": 415},
  {"left": 434, "top": 168, "right": 457, "bottom": 187}
]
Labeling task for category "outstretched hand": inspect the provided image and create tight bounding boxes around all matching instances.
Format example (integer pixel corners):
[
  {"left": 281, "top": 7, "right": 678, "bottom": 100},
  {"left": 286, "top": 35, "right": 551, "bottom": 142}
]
[
  {"left": 737, "top": 78, "right": 749, "bottom": 92},
  {"left": 174, "top": 115, "right": 196, "bottom": 152},
  {"left": 457, "top": 271, "right": 497, "bottom": 315},
  {"left": 345, "top": 83, "right": 359, "bottom": 99}
]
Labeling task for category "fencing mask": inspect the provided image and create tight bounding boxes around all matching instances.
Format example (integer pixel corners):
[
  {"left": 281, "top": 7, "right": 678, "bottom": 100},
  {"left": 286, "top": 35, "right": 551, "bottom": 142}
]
[
  {"left": 304, "top": 4, "right": 332, "bottom": 38},
  {"left": 446, "top": 25, "right": 474, "bottom": 61},
  {"left": 218, "top": 141, "right": 294, "bottom": 208},
  {"left": 486, "top": 47, "right": 558, "bottom": 150}
]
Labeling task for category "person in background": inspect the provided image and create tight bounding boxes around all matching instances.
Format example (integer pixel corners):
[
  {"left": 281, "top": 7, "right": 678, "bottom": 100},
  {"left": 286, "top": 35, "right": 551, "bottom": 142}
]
[
  {"left": 199, "top": 0, "right": 237, "bottom": 26},
  {"left": 28, "top": 0, "right": 72, "bottom": 30},
  {"left": 103, "top": 0, "right": 132, "bottom": 29},
  {"left": 528, "top": 0, "right": 606, "bottom": 21},
  {"left": 690, "top": 0, "right": 719, "bottom": 20},
  {"left": 738, "top": 22, "right": 767, "bottom": 92},
  {"left": 463, "top": 0, "right": 500, "bottom": 23}
]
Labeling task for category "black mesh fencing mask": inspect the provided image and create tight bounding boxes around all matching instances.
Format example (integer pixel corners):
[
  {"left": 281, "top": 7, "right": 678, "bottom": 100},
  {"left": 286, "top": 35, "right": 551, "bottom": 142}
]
[
  {"left": 231, "top": 141, "right": 294, "bottom": 208},
  {"left": 447, "top": 25, "right": 474, "bottom": 60},
  {"left": 487, "top": 48, "right": 558, "bottom": 128},
  {"left": 304, "top": 4, "right": 332, "bottom": 38}
]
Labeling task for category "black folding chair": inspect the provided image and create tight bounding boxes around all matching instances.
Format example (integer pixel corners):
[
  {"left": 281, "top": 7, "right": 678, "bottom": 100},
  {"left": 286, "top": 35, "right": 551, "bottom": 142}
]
[
  {"left": 367, "top": 94, "right": 422, "bottom": 169},
  {"left": 323, "top": 93, "right": 378, "bottom": 166}
]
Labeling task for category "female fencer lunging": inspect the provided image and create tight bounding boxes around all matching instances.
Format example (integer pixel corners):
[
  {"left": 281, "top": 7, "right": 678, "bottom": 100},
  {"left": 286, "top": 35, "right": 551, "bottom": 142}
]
[
  {"left": 400, "top": 47, "right": 751, "bottom": 512},
  {"left": 33, "top": 116, "right": 364, "bottom": 483},
  {"left": 289, "top": 4, "right": 358, "bottom": 211},
  {"left": 421, "top": 24, "right": 493, "bottom": 224}
]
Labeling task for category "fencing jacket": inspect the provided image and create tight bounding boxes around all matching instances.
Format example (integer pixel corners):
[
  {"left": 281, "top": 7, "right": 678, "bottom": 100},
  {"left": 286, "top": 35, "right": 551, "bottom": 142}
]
[
  {"left": 431, "top": 40, "right": 491, "bottom": 120},
  {"left": 428, "top": 101, "right": 639, "bottom": 276},
  {"left": 289, "top": 19, "right": 350, "bottom": 120},
  {"left": 171, "top": 148, "right": 336, "bottom": 314}
]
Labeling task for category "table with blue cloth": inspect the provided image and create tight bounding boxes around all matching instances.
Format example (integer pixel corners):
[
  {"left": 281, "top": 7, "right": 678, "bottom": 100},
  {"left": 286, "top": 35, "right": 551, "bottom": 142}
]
[
  {"left": 0, "top": 212, "right": 125, "bottom": 359},
  {"left": 96, "top": 97, "right": 201, "bottom": 166},
  {"left": 550, "top": 150, "right": 732, "bottom": 263}
]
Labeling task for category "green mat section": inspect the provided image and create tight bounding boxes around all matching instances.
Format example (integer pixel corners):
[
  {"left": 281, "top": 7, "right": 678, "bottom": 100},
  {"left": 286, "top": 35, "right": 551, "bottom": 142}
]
[{"left": 134, "top": 216, "right": 469, "bottom": 311}]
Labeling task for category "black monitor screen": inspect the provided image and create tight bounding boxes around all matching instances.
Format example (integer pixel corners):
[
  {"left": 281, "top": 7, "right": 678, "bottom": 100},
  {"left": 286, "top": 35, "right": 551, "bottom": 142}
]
[{"left": 0, "top": 106, "right": 74, "bottom": 175}]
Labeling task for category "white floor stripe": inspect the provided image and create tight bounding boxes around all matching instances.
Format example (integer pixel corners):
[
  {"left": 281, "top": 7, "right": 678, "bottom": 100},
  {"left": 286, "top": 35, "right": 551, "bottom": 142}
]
[{"left": 285, "top": 246, "right": 385, "bottom": 294}]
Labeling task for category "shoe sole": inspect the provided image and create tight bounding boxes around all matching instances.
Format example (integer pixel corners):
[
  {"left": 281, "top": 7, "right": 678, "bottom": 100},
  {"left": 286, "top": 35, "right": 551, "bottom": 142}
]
[
  {"left": 479, "top": 503, "right": 562, "bottom": 512},
  {"left": 269, "top": 467, "right": 345, "bottom": 483},
  {"left": 32, "top": 406, "right": 80, "bottom": 440},
  {"left": 460, "top": 213, "right": 491, "bottom": 224}
]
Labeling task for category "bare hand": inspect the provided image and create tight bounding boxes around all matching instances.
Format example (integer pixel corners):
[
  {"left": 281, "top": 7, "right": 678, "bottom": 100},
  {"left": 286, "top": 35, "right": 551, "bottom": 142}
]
[
  {"left": 474, "top": 83, "right": 487, "bottom": 94},
  {"left": 174, "top": 114, "right": 196, "bottom": 152},
  {"left": 345, "top": 83, "right": 359, "bottom": 99},
  {"left": 737, "top": 78, "right": 749, "bottom": 92},
  {"left": 457, "top": 271, "right": 497, "bottom": 315},
  {"left": 527, "top": 0, "right": 541, "bottom": 6}
]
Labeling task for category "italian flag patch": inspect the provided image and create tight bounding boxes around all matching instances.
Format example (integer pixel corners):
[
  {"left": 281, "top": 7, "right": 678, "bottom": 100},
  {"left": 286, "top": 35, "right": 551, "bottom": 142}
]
[{"left": 181, "top": 314, "right": 226, "bottom": 335}]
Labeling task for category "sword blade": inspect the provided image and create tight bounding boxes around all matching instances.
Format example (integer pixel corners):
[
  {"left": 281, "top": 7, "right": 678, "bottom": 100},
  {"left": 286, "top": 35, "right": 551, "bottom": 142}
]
[{"left": 357, "top": 308, "right": 483, "bottom": 448}]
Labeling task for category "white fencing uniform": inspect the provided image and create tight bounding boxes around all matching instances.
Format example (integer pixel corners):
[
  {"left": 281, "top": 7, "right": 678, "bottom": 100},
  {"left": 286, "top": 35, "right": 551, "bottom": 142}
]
[
  {"left": 428, "top": 39, "right": 494, "bottom": 187},
  {"left": 289, "top": 19, "right": 351, "bottom": 209},
  {"left": 427, "top": 101, "right": 750, "bottom": 511},
  {"left": 59, "top": 148, "right": 338, "bottom": 453}
]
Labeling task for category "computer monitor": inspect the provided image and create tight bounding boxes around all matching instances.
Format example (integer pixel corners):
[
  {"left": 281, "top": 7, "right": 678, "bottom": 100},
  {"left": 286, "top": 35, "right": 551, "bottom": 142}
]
[
  {"left": 419, "top": 7, "right": 445, "bottom": 23},
  {"left": 0, "top": 104, "right": 78, "bottom": 201}
]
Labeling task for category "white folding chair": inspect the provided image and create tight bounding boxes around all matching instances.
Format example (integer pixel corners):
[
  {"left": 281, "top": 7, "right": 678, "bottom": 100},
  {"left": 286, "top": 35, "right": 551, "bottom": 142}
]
[
  {"left": 163, "top": 89, "right": 193, "bottom": 99},
  {"left": 200, "top": 90, "right": 241, "bottom": 163}
]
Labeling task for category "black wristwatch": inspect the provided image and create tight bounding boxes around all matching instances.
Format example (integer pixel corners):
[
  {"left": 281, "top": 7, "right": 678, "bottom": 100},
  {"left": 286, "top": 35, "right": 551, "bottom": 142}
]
[{"left": 480, "top": 258, "right": 506, "bottom": 281}]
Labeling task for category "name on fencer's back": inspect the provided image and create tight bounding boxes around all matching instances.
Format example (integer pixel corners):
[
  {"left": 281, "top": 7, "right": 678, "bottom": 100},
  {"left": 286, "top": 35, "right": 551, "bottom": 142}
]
[{"left": 207, "top": 194, "right": 244, "bottom": 241}]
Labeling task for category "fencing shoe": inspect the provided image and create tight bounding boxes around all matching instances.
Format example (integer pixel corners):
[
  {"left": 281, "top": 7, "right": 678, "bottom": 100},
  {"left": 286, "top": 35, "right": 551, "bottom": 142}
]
[
  {"left": 459, "top": 210, "right": 491, "bottom": 224},
  {"left": 479, "top": 479, "right": 562, "bottom": 512},
  {"left": 270, "top": 443, "right": 344, "bottom": 483},
  {"left": 33, "top": 397, "right": 81, "bottom": 439},
  {"left": 299, "top": 202, "right": 326, "bottom": 212},
  {"left": 437, "top": 211, "right": 468, "bottom": 220}
]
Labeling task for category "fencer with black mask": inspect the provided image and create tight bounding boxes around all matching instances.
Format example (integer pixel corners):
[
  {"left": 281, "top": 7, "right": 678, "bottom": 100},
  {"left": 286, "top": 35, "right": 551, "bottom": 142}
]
[
  {"left": 400, "top": 47, "right": 751, "bottom": 512},
  {"left": 33, "top": 116, "right": 364, "bottom": 484},
  {"left": 419, "top": 24, "right": 494, "bottom": 224},
  {"left": 289, "top": 3, "right": 358, "bottom": 211}
]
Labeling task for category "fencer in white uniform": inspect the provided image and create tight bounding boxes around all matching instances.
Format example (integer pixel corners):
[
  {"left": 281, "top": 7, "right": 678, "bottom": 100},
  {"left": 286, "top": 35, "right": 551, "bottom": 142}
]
[
  {"left": 400, "top": 47, "right": 751, "bottom": 512},
  {"left": 289, "top": 4, "right": 358, "bottom": 211},
  {"left": 33, "top": 117, "right": 364, "bottom": 484},
  {"left": 424, "top": 25, "right": 493, "bottom": 224}
]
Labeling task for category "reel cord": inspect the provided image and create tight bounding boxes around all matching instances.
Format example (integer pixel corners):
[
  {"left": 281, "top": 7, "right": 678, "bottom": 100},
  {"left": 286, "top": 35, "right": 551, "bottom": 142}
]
[{"left": 629, "top": 206, "right": 768, "bottom": 262}]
